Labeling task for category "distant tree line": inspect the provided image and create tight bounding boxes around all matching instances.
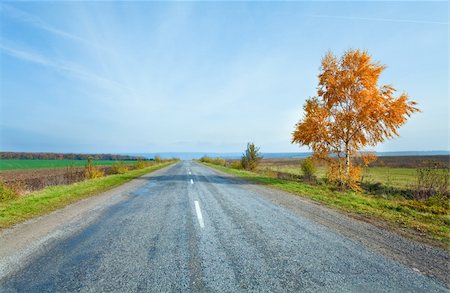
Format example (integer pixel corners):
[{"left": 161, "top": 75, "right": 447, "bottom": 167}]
[{"left": 0, "top": 152, "right": 148, "bottom": 161}]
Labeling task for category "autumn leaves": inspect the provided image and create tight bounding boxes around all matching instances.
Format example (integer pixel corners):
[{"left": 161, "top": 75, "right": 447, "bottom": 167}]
[{"left": 292, "top": 50, "right": 419, "bottom": 190}]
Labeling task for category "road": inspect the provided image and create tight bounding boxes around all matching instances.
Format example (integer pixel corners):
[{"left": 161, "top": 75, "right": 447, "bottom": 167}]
[{"left": 0, "top": 161, "right": 448, "bottom": 292}]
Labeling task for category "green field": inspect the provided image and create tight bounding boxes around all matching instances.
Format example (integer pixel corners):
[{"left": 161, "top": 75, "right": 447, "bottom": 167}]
[{"left": 0, "top": 159, "right": 138, "bottom": 171}]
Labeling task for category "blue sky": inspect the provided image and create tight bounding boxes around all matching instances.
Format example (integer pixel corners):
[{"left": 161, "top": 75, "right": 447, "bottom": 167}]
[{"left": 0, "top": 1, "right": 448, "bottom": 153}]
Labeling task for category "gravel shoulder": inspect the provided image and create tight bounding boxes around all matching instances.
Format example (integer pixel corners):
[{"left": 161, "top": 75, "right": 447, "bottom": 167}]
[{"left": 200, "top": 162, "right": 450, "bottom": 287}]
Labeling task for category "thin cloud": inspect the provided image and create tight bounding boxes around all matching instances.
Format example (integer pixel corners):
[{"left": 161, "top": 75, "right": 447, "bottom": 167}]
[
  {"left": 312, "top": 14, "right": 449, "bottom": 25},
  {"left": 0, "top": 43, "right": 128, "bottom": 94},
  {"left": 0, "top": 4, "right": 98, "bottom": 47},
  {"left": 0, "top": 43, "right": 50, "bottom": 66}
]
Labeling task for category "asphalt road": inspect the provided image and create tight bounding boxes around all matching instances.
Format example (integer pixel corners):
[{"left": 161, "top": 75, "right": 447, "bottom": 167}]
[{"left": 0, "top": 161, "right": 448, "bottom": 292}]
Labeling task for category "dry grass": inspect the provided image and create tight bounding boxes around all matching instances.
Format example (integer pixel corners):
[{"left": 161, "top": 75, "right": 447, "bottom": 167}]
[{"left": 110, "top": 161, "right": 129, "bottom": 174}]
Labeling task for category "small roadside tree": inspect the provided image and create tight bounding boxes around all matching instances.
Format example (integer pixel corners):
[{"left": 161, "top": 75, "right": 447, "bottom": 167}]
[
  {"left": 84, "top": 157, "right": 104, "bottom": 179},
  {"left": 292, "top": 49, "right": 419, "bottom": 190},
  {"left": 301, "top": 157, "right": 317, "bottom": 182},
  {"left": 241, "top": 143, "right": 263, "bottom": 171}
]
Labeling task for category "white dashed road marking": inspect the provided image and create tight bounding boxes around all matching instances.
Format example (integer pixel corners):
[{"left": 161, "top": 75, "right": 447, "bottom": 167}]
[{"left": 194, "top": 200, "right": 205, "bottom": 228}]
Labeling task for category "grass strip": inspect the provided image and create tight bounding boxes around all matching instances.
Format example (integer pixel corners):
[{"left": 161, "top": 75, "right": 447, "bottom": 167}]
[
  {"left": 0, "top": 162, "right": 175, "bottom": 229},
  {"left": 203, "top": 163, "right": 450, "bottom": 249}
]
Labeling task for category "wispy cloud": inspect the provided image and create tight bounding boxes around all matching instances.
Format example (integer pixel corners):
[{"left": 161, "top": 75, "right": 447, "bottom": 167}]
[
  {"left": 0, "top": 43, "right": 128, "bottom": 94},
  {"left": 312, "top": 14, "right": 449, "bottom": 25},
  {"left": 0, "top": 3, "right": 99, "bottom": 48},
  {"left": 0, "top": 43, "right": 50, "bottom": 65}
]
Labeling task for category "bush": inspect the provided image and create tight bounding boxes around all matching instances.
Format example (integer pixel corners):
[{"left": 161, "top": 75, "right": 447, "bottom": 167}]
[
  {"left": 301, "top": 157, "right": 317, "bottom": 182},
  {"left": 229, "top": 160, "right": 243, "bottom": 170},
  {"left": 199, "top": 156, "right": 208, "bottom": 163},
  {"left": 84, "top": 158, "right": 104, "bottom": 179},
  {"left": 0, "top": 181, "right": 18, "bottom": 201},
  {"left": 241, "top": 142, "right": 263, "bottom": 171},
  {"left": 154, "top": 155, "right": 162, "bottom": 163},
  {"left": 199, "top": 156, "right": 226, "bottom": 166},
  {"left": 326, "top": 160, "right": 362, "bottom": 191},
  {"left": 214, "top": 158, "right": 226, "bottom": 166},
  {"left": 414, "top": 164, "right": 449, "bottom": 200},
  {"left": 135, "top": 160, "right": 149, "bottom": 169},
  {"left": 110, "top": 161, "right": 129, "bottom": 174}
]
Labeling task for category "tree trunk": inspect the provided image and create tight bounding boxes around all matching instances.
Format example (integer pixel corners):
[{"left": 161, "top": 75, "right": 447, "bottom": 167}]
[{"left": 345, "top": 144, "right": 350, "bottom": 181}]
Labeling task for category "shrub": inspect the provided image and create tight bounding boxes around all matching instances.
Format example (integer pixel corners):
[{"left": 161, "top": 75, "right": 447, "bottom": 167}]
[
  {"left": 213, "top": 158, "right": 226, "bottom": 166},
  {"left": 110, "top": 161, "right": 129, "bottom": 174},
  {"left": 327, "top": 160, "right": 362, "bottom": 191},
  {"left": 241, "top": 142, "right": 263, "bottom": 171},
  {"left": 199, "top": 156, "right": 209, "bottom": 163},
  {"left": 301, "top": 157, "right": 317, "bottom": 182},
  {"left": 84, "top": 158, "right": 104, "bottom": 179},
  {"left": 154, "top": 155, "right": 162, "bottom": 163},
  {"left": 229, "top": 160, "right": 243, "bottom": 170},
  {"left": 414, "top": 163, "right": 449, "bottom": 200},
  {"left": 0, "top": 181, "right": 18, "bottom": 202},
  {"left": 135, "top": 160, "right": 149, "bottom": 169},
  {"left": 199, "top": 156, "right": 226, "bottom": 166}
]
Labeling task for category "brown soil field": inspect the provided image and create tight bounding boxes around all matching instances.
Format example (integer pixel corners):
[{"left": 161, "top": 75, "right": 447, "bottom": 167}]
[{"left": 0, "top": 166, "right": 137, "bottom": 193}]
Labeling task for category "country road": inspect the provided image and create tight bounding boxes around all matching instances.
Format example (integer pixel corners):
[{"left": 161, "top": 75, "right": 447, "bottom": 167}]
[{"left": 0, "top": 161, "right": 448, "bottom": 292}]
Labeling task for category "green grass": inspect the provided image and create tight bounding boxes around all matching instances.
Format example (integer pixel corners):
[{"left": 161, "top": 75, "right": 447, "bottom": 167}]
[
  {"left": 363, "top": 167, "right": 423, "bottom": 189},
  {"left": 0, "top": 162, "right": 175, "bottom": 229},
  {"left": 0, "top": 159, "right": 139, "bottom": 171},
  {"left": 203, "top": 163, "right": 450, "bottom": 249}
]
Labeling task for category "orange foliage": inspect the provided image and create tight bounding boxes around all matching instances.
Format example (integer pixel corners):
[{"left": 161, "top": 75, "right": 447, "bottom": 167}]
[
  {"left": 292, "top": 49, "right": 420, "bottom": 189},
  {"left": 327, "top": 161, "right": 362, "bottom": 191}
]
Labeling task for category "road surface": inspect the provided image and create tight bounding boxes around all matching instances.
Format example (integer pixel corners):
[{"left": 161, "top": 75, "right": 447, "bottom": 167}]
[{"left": 0, "top": 161, "right": 448, "bottom": 292}]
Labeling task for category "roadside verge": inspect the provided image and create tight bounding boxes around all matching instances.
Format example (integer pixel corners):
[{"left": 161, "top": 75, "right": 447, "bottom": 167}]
[
  {"left": 200, "top": 162, "right": 449, "bottom": 251},
  {"left": 0, "top": 162, "right": 176, "bottom": 230}
]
